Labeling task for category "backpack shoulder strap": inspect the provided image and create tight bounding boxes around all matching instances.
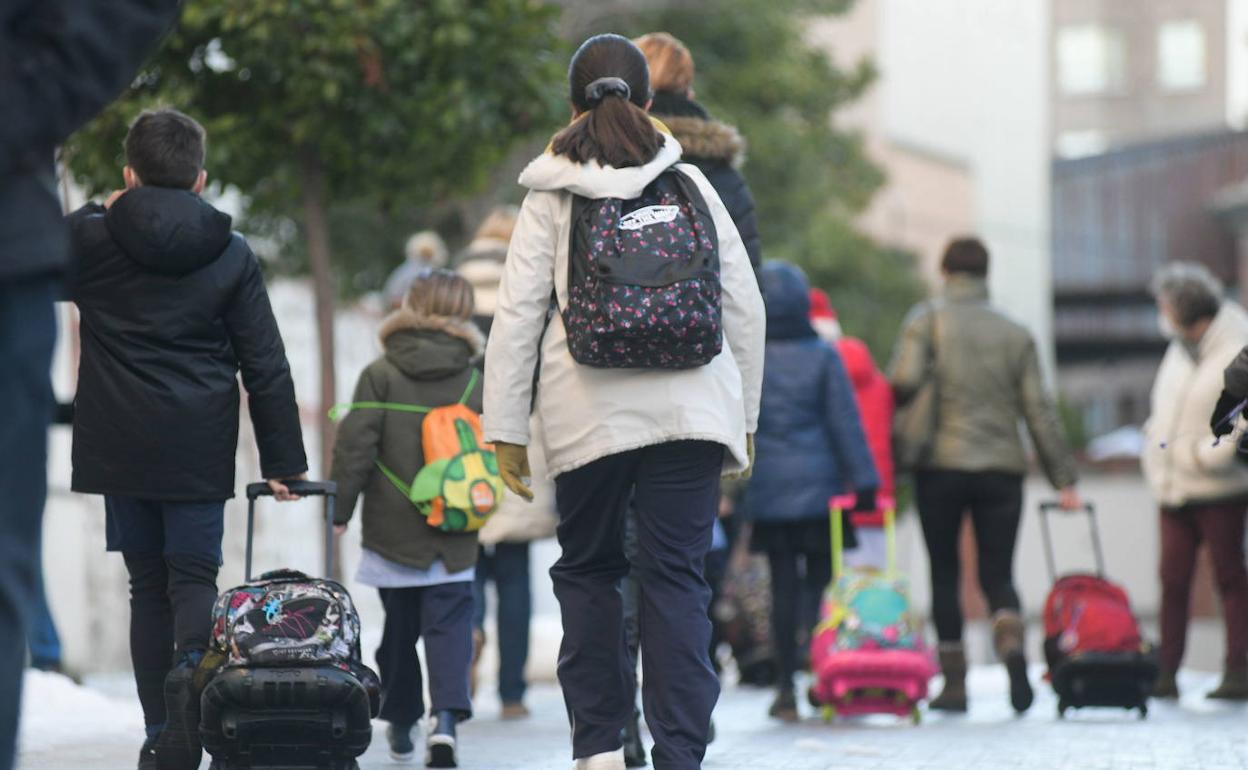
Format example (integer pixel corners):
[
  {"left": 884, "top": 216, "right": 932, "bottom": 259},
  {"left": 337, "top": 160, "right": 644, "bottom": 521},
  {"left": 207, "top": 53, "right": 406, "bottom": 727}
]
[
  {"left": 666, "top": 166, "right": 720, "bottom": 260},
  {"left": 327, "top": 401, "right": 431, "bottom": 421},
  {"left": 457, "top": 369, "right": 481, "bottom": 406}
]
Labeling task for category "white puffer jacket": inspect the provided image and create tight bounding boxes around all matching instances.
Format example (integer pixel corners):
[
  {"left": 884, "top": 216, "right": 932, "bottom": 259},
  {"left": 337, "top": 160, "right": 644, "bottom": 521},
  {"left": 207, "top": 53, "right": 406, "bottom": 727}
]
[
  {"left": 482, "top": 134, "right": 766, "bottom": 478},
  {"left": 1142, "top": 302, "right": 1248, "bottom": 507}
]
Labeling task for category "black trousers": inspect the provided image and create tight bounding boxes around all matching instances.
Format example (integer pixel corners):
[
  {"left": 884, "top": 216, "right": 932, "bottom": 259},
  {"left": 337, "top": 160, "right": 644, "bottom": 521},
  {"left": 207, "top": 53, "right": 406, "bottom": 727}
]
[
  {"left": 765, "top": 543, "right": 831, "bottom": 689},
  {"left": 915, "top": 470, "right": 1024, "bottom": 643},
  {"left": 107, "top": 496, "right": 225, "bottom": 733},
  {"left": 376, "top": 583, "right": 474, "bottom": 726},
  {"left": 553, "top": 441, "right": 723, "bottom": 770}
]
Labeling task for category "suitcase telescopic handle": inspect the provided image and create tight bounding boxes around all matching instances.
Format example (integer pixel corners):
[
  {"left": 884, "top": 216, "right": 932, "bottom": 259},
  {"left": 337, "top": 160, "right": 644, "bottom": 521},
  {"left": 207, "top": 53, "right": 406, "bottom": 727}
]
[
  {"left": 1038, "top": 501, "right": 1106, "bottom": 582},
  {"left": 243, "top": 481, "right": 338, "bottom": 581},
  {"left": 830, "top": 494, "right": 898, "bottom": 580}
]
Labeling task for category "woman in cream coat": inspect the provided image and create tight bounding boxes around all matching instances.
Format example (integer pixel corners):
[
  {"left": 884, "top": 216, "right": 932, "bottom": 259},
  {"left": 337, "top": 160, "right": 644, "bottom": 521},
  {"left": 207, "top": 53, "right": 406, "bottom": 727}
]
[
  {"left": 483, "top": 34, "right": 764, "bottom": 770},
  {"left": 1143, "top": 262, "right": 1248, "bottom": 701}
]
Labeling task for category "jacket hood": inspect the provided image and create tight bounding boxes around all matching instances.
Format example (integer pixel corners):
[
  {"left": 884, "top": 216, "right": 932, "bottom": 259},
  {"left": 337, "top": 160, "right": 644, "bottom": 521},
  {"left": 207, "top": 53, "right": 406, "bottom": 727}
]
[
  {"left": 518, "top": 132, "right": 683, "bottom": 198},
  {"left": 762, "top": 262, "right": 817, "bottom": 340},
  {"left": 650, "top": 92, "right": 746, "bottom": 167},
  {"left": 105, "top": 187, "right": 233, "bottom": 276},
  {"left": 378, "top": 308, "right": 485, "bottom": 381},
  {"left": 837, "top": 336, "right": 878, "bottom": 388}
]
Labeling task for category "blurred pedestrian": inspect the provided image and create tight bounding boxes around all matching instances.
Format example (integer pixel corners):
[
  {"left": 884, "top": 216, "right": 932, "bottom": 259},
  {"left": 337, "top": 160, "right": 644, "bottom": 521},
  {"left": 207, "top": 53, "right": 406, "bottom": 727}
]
[
  {"left": 456, "top": 206, "right": 559, "bottom": 720},
  {"left": 67, "top": 108, "right": 307, "bottom": 770},
  {"left": 1146, "top": 262, "right": 1248, "bottom": 701},
  {"left": 384, "top": 230, "right": 450, "bottom": 308},
  {"left": 635, "top": 32, "right": 762, "bottom": 273},
  {"left": 0, "top": 3, "right": 181, "bottom": 769},
  {"left": 809, "top": 288, "right": 896, "bottom": 569},
  {"left": 483, "top": 34, "right": 765, "bottom": 770},
  {"left": 744, "top": 263, "right": 879, "bottom": 722},
  {"left": 889, "top": 237, "right": 1080, "bottom": 715},
  {"left": 332, "top": 270, "right": 490, "bottom": 766}
]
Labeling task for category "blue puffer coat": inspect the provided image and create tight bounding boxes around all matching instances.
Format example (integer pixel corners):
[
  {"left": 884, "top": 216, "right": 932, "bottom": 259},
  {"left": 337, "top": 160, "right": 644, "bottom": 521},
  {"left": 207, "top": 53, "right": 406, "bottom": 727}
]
[{"left": 744, "top": 263, "right": 879, "bottom": 522}]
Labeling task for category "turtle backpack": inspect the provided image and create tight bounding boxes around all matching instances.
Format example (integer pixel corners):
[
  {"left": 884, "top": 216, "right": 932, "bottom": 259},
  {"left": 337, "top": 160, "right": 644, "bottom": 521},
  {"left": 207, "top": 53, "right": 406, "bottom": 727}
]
[{"left": 331, "top": 369, "right": 505, "bottom": 532}]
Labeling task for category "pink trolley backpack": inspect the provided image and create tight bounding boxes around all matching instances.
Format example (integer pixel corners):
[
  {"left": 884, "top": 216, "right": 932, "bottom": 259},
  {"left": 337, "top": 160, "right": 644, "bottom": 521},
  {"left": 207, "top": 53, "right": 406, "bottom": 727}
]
[{"left": 807, "top": 495, "right": 936, "bottom": 724}]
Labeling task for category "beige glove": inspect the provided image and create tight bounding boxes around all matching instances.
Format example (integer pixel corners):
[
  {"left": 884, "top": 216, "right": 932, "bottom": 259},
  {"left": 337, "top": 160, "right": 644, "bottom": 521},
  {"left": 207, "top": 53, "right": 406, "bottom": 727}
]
[
  {"left": 724, "top": 434, "right": 755, "bottom": 482},
  {"left": 494, "top": 442, "right": 534, "bottom": 502}
]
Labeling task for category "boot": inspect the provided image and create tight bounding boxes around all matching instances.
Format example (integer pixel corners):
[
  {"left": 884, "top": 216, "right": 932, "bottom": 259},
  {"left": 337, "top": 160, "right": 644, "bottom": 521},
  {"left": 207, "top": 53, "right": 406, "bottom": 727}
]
[
  {"left": 1151, "top": 668, "right": 1179, "bottom": 699},
  {"left": 993, "top": 611, "right": 1034, "bottom": 714},
  {"left": 1206, "top": 667, "right": 1248, "bottom": 701},
  {"left": 155, "top": 652, "right": 204, "bottom": 770},
  {"left": 768, "top": 686, "right": 799, "bottom": 722},
  {"left": 929, "top": 642, "right": 968, "bottom": 712}
]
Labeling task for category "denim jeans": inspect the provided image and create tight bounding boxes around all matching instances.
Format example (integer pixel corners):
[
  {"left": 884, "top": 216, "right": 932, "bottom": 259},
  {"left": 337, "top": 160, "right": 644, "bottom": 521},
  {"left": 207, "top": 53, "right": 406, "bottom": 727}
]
[
  {"left": 26, "top": 568, "right": 62, "bottom": 669},
  {"left": 473, "top": 542, "right": 532, "bottom": 704},
  {"left": 0, "top": 277, "right": 57, "bottom": 770}
]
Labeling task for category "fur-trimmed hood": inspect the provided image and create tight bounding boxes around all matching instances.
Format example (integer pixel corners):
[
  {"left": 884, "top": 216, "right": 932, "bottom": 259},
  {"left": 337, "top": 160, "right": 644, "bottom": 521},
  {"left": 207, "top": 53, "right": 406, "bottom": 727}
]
[
  {"left": 661, "top": 116, "right": 746, "bottom": 169},
  {"left": 378, "top": 307, "right": 485, "bottom": 381}
]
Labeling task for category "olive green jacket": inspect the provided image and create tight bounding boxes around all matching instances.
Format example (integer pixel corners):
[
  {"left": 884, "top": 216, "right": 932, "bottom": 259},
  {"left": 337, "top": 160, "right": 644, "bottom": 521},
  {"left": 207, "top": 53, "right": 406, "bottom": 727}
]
[
  {"left": 330, "top": 308, "right": 486, "bottom": 572},
  {"left": 888, "top": 276, "right": 1078, "bottom": 489}
]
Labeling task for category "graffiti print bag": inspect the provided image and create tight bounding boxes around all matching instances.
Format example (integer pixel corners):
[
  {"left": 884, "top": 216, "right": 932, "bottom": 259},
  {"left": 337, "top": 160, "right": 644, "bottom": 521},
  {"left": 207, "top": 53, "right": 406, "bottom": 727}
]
[
  {"left": 563, "top": 168, "right": 722, "bottom": 369},
  {"left": 211, "top": 569, "right": 362, "bottom": 667}
]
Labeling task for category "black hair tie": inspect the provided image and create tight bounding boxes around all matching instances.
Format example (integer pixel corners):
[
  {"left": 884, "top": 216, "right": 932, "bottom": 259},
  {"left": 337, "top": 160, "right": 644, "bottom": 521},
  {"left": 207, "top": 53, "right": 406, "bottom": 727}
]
[{"left": 584, "top": 76, "right": 631, "bottom": 107}]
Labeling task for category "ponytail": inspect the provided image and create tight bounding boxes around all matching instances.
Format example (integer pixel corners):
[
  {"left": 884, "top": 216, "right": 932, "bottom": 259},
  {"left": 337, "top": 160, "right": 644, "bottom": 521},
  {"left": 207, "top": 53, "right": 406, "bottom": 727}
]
[
  {"left": 551, "top": 95, "right": 662, "bottom": 168},
  {"left": 553, "top": 34, "right": 663, "bottom": 169}
]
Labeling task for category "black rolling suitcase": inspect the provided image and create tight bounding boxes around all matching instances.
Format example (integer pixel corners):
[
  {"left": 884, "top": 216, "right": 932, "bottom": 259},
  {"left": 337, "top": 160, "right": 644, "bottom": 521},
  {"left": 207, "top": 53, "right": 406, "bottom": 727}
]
[
  {"left": 200, "top": 481, "right": 380, "bottom": 770},
  {"left": 1038, "top": 502, "right": 1159, "bottom": 719}
]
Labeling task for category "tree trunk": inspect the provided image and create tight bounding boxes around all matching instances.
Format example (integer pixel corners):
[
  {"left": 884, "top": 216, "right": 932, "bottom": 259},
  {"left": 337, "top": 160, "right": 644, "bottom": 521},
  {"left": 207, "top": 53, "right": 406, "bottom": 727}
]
[{"left": 298, "top": 146, "right": 342, "bottom": 578}]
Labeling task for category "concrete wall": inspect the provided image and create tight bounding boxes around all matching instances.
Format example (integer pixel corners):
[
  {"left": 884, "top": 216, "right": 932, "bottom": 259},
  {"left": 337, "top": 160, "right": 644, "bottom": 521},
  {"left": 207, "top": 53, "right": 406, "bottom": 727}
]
[
  {"left": 809, "top": 3, "right": 977, "bottom": 284},
  {"left": 878, "top": 0, "right": 1055, "bottom": 368}
]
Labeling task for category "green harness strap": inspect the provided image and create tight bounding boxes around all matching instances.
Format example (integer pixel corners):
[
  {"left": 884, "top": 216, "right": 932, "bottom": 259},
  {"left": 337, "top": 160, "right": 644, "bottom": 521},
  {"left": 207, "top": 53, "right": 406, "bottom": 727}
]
[{"left": 327, "top": 370, "right": 483, "bottom": 503}]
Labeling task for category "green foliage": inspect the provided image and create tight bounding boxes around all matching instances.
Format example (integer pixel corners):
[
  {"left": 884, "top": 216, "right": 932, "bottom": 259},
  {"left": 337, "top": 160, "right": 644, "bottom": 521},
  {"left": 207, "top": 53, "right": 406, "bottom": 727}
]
[
  {"left": 617, "top": 0, "right": 925, "bottom": 360},
  {"left": 66, "top": 0, "right": 562, "bottom": 282}
]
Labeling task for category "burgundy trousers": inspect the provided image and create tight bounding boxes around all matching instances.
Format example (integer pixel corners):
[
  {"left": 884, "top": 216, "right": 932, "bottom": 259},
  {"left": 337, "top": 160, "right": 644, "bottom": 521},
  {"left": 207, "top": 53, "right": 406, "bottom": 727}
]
[{"left": 1159, "top": 502, "right": 1248, "bottom": 671}]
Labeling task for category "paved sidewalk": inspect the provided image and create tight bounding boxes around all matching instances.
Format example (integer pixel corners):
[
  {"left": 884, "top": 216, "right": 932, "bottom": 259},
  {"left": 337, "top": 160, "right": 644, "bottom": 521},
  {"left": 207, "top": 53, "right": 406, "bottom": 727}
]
[{"left": 18, "top": 667, "right": 1247, "bottom": 769}]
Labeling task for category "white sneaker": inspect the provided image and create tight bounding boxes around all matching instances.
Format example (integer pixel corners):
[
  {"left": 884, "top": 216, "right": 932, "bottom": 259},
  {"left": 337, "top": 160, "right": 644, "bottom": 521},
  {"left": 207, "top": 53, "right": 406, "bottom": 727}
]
[{"left": 574, "top": 748, "right": 627, "bottom": 770}]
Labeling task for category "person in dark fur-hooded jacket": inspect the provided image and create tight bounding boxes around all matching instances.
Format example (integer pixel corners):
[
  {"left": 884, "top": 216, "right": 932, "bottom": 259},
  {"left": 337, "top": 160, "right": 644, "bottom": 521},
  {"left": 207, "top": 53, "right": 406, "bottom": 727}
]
[{"left": 636, "top": 33, "right": 762, "bottom": 271}]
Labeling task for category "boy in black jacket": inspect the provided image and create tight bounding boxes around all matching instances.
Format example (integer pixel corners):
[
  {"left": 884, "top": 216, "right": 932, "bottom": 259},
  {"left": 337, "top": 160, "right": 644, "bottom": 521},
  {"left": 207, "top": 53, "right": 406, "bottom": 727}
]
[{"left": 67, "top": 109, "right": 308, "bottom": 770}]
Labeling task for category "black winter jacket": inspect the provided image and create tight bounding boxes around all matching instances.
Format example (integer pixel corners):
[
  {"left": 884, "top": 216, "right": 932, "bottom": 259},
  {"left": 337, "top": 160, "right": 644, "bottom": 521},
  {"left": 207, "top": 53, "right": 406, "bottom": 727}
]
[
  {"left": 651, "top": 91, "right": 762, "bottom": 271},
  {"left": 67, "top": 187, "right": 307, "bottom": 501},
  {"left": 0, "top": 0, "right": 181, "bottom": 283}
]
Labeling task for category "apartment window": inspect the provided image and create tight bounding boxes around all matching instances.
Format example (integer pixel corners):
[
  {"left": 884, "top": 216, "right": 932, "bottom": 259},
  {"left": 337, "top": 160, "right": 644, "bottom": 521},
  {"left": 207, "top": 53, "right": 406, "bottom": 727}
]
[
  {"left": 1157, "top": 20, "right": 1206, "bottom": 91},
  {"left": 1056, "top": 130, "right": 1108, "bottom": 159},
  {"left": 1057, "top": 25, "right": 1129, "bottom": 96}
]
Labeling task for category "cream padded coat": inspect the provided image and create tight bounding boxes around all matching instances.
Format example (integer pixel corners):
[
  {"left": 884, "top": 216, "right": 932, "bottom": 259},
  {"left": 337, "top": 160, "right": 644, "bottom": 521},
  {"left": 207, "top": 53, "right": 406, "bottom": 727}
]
[
  {"left": 1142, "top": 302, "right": 1248, "bottom": 507},
  {"left": 482, "top": 135, "right": 766, "bottom": 478}
]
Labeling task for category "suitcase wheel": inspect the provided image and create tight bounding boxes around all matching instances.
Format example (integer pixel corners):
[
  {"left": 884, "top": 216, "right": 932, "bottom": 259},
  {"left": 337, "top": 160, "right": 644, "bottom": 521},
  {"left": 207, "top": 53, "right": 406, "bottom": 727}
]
[
  {"left": 910, "top": 705, "right": 922, "bottom": 725},
  {"left": 821, "top": 705, "right": 837, "bottom": 723},
  {"left": 1057, "top": 700, "right": 1070, "bottom": 719},
  {"left": 1138, "top": 703, "right": 1148, "bottom": 720},
  {"left": 807, "top": 686, "right": 821, "bottom": 710}
]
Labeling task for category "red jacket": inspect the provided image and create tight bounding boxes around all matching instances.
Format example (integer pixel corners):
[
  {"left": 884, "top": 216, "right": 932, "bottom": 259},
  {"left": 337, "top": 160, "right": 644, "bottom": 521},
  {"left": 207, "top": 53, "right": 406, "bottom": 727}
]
[{"left": 836, "top": 337, "right": 895, "bottom": 527}]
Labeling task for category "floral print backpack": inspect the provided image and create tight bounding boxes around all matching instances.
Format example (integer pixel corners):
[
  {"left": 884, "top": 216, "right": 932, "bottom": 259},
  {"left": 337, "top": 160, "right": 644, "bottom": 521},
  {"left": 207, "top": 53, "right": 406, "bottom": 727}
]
[{"left": 563, "top": 168, "right": 722, "bottom": 369}]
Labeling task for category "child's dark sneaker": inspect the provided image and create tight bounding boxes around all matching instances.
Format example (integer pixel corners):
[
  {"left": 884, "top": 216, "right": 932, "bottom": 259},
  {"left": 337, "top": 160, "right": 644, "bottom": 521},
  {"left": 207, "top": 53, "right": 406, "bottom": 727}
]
[
  {"left": 155, "top": 653, "right": 203, "bottom": 770},
  {"left": 425, "top": 710, "right": 458, "bottom": 768},
  {"left": 138, "top": 733, "right": 159, "bottom": 770},
  {"left": 388, "top": 722, "right": 416, "bottom": 763}
]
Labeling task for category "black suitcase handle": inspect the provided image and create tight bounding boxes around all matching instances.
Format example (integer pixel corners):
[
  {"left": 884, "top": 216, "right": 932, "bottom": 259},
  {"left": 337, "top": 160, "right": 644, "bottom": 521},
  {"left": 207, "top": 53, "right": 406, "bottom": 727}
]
[
  {"left": 243, "top": 480, "right": 338, "bottom": 581},
  {"left": 1038, "top": 501, "right": 1106, "bottom": 582}
]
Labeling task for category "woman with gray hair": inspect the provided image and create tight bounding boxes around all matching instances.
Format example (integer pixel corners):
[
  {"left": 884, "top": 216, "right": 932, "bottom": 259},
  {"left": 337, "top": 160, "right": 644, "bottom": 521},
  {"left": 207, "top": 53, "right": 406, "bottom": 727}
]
[{"left": 1142, "top": 261, "right": 1248, "bottom": 700}]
